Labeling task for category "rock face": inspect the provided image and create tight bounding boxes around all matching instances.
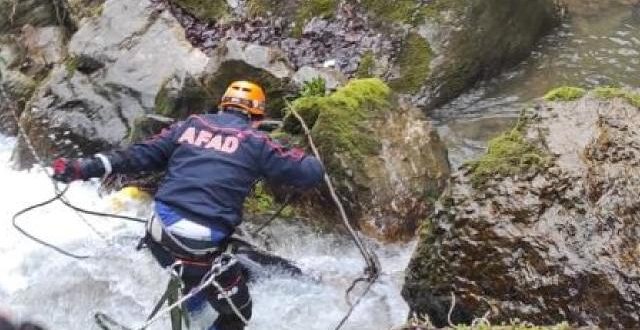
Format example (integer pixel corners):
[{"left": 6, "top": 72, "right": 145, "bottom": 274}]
[
  {"left": 161, "top": 0, "right": 560, "bottom": 110},
  {"left": 403, "top": 91, "right": 640, "bottom": 328},
  {"left": 284, "top": 79, "right": 450, "bottom": 241},
  {"left": 14, "top": 0, "right": 209, "bottom": 164},
  {"left": 0, "top": 0, "right": 59, "bottom": 34}
]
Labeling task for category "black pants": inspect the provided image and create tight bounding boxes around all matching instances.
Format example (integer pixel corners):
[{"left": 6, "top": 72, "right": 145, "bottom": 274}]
[{"left": 147, "top": 239, "right": 252, "bottom": 330}]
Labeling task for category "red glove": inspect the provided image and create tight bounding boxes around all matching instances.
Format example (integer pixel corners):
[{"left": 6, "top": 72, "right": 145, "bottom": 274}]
[{"left": 52, "top": 158, "right": 84, "bottom": 183}]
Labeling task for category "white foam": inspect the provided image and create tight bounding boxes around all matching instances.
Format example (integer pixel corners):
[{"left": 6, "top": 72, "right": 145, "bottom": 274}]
[{"left": 0, "top": 136, "right": 412, "bottom": 329}]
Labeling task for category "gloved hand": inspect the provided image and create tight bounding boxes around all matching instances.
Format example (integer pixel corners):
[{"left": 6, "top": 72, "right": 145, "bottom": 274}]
[{"left": 52, "top": 157, "right": 105, "bottom": 183}]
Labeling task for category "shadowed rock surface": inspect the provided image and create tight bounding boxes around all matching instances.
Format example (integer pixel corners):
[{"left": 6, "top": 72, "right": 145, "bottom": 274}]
[
  {"left": 156, "top": 0, "right": 561, "bottom": 110},
  {"left": 12, "top": 0, "right": 209, "bottom": 165},
  {"left": 403, "top": 91, "right": 640, "bottom": 328}
]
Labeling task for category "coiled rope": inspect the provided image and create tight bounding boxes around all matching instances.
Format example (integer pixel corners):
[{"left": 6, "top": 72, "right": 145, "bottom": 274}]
[{"left": 2, "top": 83, "right": 148, "bottom": 259}]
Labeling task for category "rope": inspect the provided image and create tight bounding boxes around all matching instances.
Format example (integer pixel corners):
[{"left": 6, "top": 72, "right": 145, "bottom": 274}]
[
  {"left": 285, "top": 100, "right": 381, "bottom": 330},
  {"left": 96, "top": 256, "right": 248, "bottom": 330},
  {"left": 3, "top": 83, "right": 148, "bottom": 259},
  {"left": 251, "top": 192, "right": 295, "bottom": 235},
  {"left": 11, "top": 184, "right": 92, "bottom": 259}
]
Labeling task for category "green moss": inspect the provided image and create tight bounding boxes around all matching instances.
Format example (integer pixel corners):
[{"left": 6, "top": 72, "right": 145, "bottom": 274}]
[
  {"left": 355, "top": 51, "right": 376, "bottom": 79},
  {"left": 67, "top": 0, "right": 104, "bottom": 20},
  {"left": 64, "top": 56, "right": 79, "bottom": 75},
  {"left": 246, "top": 0, "right": 276, "bottom": 16},
  {"left": 244, "top": 182, "right": 294, "bottom": 217},
  {"left": 244, "top": 182, "right": 275, "bottom": 214},
  {"left": 286, "top": 78, "right": 391, "bottom": 180},
  {"left": 300, "top": 77, "right": 327, "bottom": 97},
  {"left": 358, "top": 0, "right": 466, "bottom": 25},
  {"left": 389, "top": 32, "right": 432, "bottom": 94},
  {"left": 594, "top": 87, "right": 640, "bottom": 108},
  {"left": 466, "top": 119, "right": 550, "bottom": 186},
  {"left": 543, "top": 86, "right": 586, "bottom": 102},
  {"left": 154, "top": 79, "right": 174, "bottom": 117},
  {"left": 421, "top": 0, "right": 467, "bottom": 21},
  {"left": 360, "top": 0, "right": 417, "bottom": 24},
  {"left": 171, "top": 0, "right": 229, "bottom": 21},
  {"left": 291, "top": 0, "right": 338, "bottom": 37}
]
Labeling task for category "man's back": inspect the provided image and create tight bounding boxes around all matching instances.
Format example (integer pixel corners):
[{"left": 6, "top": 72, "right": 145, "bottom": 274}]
[{"left": 151, "top": 112, "right": 323, "bottom": 233}]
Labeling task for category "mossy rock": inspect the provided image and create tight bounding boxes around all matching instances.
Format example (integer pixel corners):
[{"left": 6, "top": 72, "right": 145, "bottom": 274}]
[
  {"left": 244, "top": 182, "right": 294, "bottom": 217},
  {"left": 359, "top": 0, "right": 422, "bottom": 25},
  {"left": 170, "top": 0, "right": 230, "bottom": 21},
  {"left": 0, "top": 0, "right": 58, "bottom": 34},
  {"left": 466, "top": 117, "right": 551, "bottom": 186},
  {"left": 543, "top": 86, "right": 586, "bottom": 101},
  {"left": 282, "top": 78, "right": 449, "bottom": 240},
  {"left": 355, "top": 50, "right": 376, "bottom": 79},
  {"left": 358, "top": 0, "right": 466, "bottom": 26},
  {"left": 594, "top": 87, "right": 640, "bottom": 108},
  {"left": 283, "top": 78, "right": 391, "bottom": 207},
  {"left": 155, "top": 75, "right": 216, "bottom": 119},
  {"left": 66, "top": 0, "right": 105, "bottom": 24},
  {"left": 291, "top": 0, "right": 339, "bottom": 37},
  {"left": 128, "top": 114, "right": 175, "bottom": 143},
  {"left": 289, "top": 78, "right": 390, "bottom": 168},
  {"left": 389, "top": 32, "right": 433, "bottom": 94}
]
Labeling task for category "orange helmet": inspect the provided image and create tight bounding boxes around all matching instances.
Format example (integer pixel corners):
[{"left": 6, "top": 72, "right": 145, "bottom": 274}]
[{"left": 219, "top": 81, "right": 266, "bottom": 117}]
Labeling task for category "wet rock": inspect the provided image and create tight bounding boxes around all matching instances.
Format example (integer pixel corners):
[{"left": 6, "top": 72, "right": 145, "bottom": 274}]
[
  {"left": 14, "top": 0, "right": 209, "bottom": 167},
  {"left": 0, "top": 0, "right": 58, "bottom": 34},
  {"left": 417, "top": 0, "right": 561, "bottom": 109},
  {"left": 403, "top": 92, "right": 640, "bottom": 328},
  {"left": 155, "top": 73, "right": 217, "bottom": 119},
  {"left": 65, "top": 0, "right": 106, "bottom": 26},
  {"left": 203, "top": 39, "right": 295, "bottom": 118},
  {"left": 0, "top": 70, "right": 35, "bottom": 135},
  {"left": 17, "top": 25, "right": 66, "bottom": 75},
  {"left": 285, "top": 79, "right": 450, "bottom": 241},
  {"left": 159, "top": 0, "right": 559, "bottom": 111},
  {"left": 292, "top": 65, "right": 346, "bottom": 91}
]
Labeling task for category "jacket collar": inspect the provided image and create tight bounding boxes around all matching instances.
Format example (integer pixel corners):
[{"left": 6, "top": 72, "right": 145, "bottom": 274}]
[{"left": 216, "top": 111, "right": 252, "bottom": 127}]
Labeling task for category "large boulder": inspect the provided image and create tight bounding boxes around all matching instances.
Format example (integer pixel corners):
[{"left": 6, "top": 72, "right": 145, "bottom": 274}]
[
  {"left": 0, "top": 23, "right": 66, "bottom": 137},
  {"left": 403, "top": 89, "right": 640, "bottom": 328},
  {"left": 202, "top": 39, "right": 296, "bottom": 118},
  {"left": 164, "top": 0, "right": 561, "bottom": 110},
  {"left": 13, "top": 0, "right": 209, "bottom": 165},
  {"left": 283, "top": 78, "right": 450, "bottom": 241}
]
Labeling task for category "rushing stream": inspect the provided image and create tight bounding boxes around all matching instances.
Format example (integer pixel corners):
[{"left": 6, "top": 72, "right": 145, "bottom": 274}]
[
  {"left": 2, "top": 1, "right": 639, "bottom": 329},
  {"left": 433, "top": 1, "right": 640, "bottom": 167},
  {"left": 0, "top": 134, "right": 412, "bottom": 329}
]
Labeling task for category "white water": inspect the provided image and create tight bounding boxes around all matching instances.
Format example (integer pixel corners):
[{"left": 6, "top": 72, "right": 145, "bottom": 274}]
[{"left": 0, "top": 135, "right": 412, "bottom": 330}]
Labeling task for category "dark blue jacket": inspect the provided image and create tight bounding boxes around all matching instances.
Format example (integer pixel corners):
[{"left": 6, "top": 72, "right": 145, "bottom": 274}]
[{"left": 105, "top": 112, "right": 324, "bottom": 236}]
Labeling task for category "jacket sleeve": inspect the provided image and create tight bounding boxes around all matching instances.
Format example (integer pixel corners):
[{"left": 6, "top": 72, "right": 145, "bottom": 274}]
[
  {"left": 102, "top": 121, "right": 184, "bottom": 174},
  {"left": 258, "top": 137, "right": 325, "bottom": 189}
]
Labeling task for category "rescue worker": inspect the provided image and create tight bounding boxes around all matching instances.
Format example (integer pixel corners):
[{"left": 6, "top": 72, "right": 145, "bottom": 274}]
[{"left": 50, "top": 81, "right": 325, "bottom": 330}]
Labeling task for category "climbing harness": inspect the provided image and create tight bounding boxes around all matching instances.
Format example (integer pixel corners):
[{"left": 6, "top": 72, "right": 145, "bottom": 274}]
[
  {"left": 7, "top": 71, "right": 381, "bottom": 329},
  {"left": 286, "top": 99, "right": 381, "bottom": 330},
  {"left": 95, "top": 253, "right": 249, "bottom": 330}
]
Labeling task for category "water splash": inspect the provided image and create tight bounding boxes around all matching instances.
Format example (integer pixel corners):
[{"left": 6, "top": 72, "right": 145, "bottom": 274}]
[{"left": 0, "top": 136, "right": 412, "bottom": 329}]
